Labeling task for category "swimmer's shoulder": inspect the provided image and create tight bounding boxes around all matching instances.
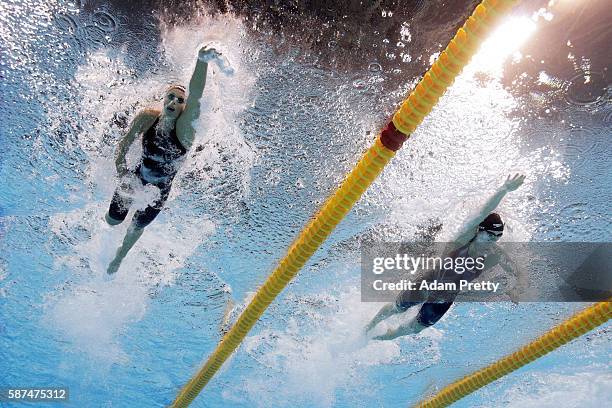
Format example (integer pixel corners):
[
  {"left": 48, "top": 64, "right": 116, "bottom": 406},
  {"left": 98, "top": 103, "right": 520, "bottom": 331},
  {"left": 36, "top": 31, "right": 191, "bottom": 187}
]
[
  {"left": 133, "top": 108, "right": 160, "bottom": 130},
  {"left": 137, "top": 108, "right": 160, "bottom": 120}
]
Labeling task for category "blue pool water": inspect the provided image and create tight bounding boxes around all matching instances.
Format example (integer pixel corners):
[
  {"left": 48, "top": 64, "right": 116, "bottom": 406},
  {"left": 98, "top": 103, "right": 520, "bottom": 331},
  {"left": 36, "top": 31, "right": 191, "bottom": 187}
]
[{"left": 1, "top": 1, "right": 610, "bottom": 407}]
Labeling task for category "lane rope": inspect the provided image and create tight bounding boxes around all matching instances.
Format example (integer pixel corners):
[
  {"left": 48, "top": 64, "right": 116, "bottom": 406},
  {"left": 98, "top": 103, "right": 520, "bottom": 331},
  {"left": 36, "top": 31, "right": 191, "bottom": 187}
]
[
  {"left": 413, "top": 300, "right": 612, "bottom": 408},
  {"left": 170, "top": 1, "right": 519, "bottom": 406}
]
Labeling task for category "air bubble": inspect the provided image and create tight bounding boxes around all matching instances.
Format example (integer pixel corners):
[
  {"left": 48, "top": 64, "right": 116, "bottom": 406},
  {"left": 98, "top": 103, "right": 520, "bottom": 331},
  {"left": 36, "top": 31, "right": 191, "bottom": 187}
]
[
  {"left": 54, "top": 13, "right": 79, "bottom": 34},
  {"left": 352, "top": 78, "right": 367, "bottom": 89},
  {"left": 564, "top": 71, "right": 607, "bottom": 107},
  {"left": 368, "top": 62, "right": 382, "bottom": 73},
  {"left": 90, "top": 11, "right": 118, "bottom": 33}
]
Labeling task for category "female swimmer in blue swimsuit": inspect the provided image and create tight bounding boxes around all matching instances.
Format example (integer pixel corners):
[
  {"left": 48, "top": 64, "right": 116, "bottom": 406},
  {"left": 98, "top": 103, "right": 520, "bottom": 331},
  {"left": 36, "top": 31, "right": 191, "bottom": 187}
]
[
  {"left": 105, "top": 45, "right": 222, "bottom": 274},
  {"left": 365, "top": 174, "right": 526, "bottom": 340}
]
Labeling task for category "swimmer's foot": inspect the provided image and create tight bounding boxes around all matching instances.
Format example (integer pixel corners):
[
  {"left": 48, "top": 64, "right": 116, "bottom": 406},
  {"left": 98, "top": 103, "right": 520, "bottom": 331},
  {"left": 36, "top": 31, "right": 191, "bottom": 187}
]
[
  {"left": 106, "top": 225, "right": 143, "bottom": 275},
  {"left": 364, "top": 320, "right": 377, "bottom": 334},
  {"left": 107, "top": 257, "right": 121, "bottom": 275},
  {"left": 372, "top": 319, "right": 426, "bottom": 340}
]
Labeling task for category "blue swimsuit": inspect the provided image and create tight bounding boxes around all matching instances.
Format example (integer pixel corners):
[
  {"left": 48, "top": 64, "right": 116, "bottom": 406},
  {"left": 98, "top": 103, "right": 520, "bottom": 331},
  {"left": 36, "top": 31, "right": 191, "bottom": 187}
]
[
  {"left": 395, "top": 242, "right": 484, "bottom": 326},
  {"left": 108, "top": 117, "right": 187, "bottom": 227}
]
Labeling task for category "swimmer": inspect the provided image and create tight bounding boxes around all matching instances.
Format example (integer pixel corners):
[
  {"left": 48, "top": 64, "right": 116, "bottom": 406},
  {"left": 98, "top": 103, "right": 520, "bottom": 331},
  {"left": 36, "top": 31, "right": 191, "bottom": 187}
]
[
  {"left": 105, "top": 44, "right": 222, "bottom": 274},
  {"left": 365, "top": 174, "right": 526, "bottom": 340}
]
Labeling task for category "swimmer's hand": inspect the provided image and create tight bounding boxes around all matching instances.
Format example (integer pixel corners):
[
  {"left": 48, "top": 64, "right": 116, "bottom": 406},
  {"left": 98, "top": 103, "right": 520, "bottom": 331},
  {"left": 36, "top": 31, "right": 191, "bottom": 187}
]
[
  {"left": 503, "top": 173, "right": 525, "bottom": 192},
  {"left": 198, "top": 45, "right": 221, "bottom": 63},
  {"left": 198, "top": 44, "right": 234, "bottom": 75}
]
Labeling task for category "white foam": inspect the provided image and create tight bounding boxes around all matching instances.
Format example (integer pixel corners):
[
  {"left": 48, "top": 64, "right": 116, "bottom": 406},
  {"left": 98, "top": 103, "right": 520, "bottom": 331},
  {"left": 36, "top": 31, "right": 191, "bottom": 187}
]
[
  {"left": 45, "top": 273, "right": 147, "bottom": 363},
  {"left": 44, "top": 11, "right": 253, "bottom": 361},
  {"left": 234, "top": 289, "right": 438, "bottom": 407},
  {"left": 45, "top": 200, "right": 214, "bottom": 361},
  {"left": 500, "top": 370, "right": 612, "bottom": 408},
  {"left": 160, "top": 15, "right": 257, "bottom": 205}
]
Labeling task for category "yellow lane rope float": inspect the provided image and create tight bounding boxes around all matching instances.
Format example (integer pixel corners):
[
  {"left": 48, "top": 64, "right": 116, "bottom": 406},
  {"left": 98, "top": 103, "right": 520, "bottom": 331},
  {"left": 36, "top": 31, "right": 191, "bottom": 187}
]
[
  {"left": 413, "top": 300, "right": 612, "bottom": 408},
  {"left": 171, "top": 1, "right": 519, "bottom": 406}
]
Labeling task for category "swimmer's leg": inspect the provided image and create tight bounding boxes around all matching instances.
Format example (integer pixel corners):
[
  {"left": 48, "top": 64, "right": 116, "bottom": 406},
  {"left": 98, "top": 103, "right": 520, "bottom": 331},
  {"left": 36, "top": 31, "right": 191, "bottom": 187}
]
[
  {"left": 106, "top": 186, "right": 133, "bottom": 226},
  {"left": 106, "top": 212, "right": 123, "bottom": 226},
  {"left": 107, "top": 222, "right": 144, "bottom": 274},
  {"left": 373, "top": 313, "right": 427, "bottom": 340},
  {"left": 366, "top": 290, "right": 421, "bottom": 333},
  {"left": 365, "top": 304, "right": 401, "bottom": 333},
  {"left": 106, "top": 184, "right": 169, "bottom": 274},
  {"left": 373, "top": 301, "right": 453, "bottom": 340}
]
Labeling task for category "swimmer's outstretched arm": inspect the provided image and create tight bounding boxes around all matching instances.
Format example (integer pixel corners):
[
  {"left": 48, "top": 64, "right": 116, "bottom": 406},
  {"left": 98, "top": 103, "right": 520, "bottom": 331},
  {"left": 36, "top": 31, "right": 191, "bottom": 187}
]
[
  {"left": 453, "top": 174, "right": 526, "bottom": 245},
  {"left": 176, "top": 45, "right": 220, "bottom": 149},
  {"left": 114, "top": 109, "right": 157, "bottom": 176}
]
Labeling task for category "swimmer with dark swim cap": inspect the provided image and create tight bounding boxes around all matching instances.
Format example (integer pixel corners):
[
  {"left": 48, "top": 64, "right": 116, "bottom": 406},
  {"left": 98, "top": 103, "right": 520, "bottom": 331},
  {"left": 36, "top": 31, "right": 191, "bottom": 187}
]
[
  {"left": 366, "top": 174, "right": 527, "bottom": 340},
  {"left": 105, "top": 44, "right": 223, "bottom": 274}
]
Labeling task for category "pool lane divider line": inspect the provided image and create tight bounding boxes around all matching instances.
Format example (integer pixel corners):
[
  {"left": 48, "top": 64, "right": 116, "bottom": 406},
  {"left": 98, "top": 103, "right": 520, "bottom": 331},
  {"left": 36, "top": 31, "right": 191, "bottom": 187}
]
[
  {"left": 170, "top": 1, "right": 519, "bottom": 406},
  {"left": 413, "top": 299, "right": 612, "bottom": 408}
]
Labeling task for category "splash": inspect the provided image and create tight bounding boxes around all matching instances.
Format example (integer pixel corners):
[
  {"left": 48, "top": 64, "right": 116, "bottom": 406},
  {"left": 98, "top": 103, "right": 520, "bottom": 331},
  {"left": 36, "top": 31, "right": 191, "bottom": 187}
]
[
  {"left": 231, "top": 289, "right": 442, "bottom": 407},
  {"left": 160, "top": 14, "right": 257, "bottom": 213},
  {"left": 501, "top": 370, "right": 612, "bottom": 408},
  {"left": 43, "top": 11, "right": 254, "bottom": 360},
  {"left": 45, "top": 200, "right": 215, "bottom": 361}
]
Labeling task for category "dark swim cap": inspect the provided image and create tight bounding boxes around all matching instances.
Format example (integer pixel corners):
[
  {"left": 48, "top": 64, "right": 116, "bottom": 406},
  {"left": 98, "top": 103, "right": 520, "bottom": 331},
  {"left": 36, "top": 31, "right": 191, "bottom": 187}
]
[{"left": 478, "top": 213, "right": 504, "bottom": 232}]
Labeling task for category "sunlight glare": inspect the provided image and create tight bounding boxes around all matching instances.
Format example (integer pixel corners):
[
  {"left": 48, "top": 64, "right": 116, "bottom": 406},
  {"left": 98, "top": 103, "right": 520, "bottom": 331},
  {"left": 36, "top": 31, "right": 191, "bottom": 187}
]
[{"left": 467, "top": 16, "right": 537, "bottom": 77}]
